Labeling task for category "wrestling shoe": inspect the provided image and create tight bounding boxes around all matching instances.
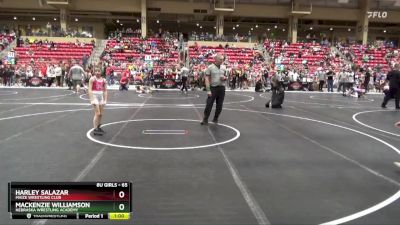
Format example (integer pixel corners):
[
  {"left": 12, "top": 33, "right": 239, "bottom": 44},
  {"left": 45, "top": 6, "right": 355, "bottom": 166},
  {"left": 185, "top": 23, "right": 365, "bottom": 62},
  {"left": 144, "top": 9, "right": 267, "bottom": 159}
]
[
  {"left": 200, "top": 120, "right": 208, "bottom": 125},
  {"left": 98, "top": 124, "right": 105, "bottom": 133},
  {"left": 93, "top": 128, "right": 103, "bottom": 136}
]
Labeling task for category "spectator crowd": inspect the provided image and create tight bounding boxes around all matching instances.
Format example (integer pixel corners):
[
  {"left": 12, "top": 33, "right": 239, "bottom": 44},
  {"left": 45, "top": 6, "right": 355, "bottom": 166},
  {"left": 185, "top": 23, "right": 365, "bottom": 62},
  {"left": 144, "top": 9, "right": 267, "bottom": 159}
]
[{"left": 0, "top": 28, "right": 399, "bottom": 97}]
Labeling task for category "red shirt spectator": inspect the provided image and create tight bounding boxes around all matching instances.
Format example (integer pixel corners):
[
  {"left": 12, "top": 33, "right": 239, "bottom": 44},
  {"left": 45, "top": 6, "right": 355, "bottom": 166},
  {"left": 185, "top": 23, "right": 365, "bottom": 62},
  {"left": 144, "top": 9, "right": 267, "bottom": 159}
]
[
  {"left": 120, "top": 75, "right": 128, "bottom": 85},
  {"left": 40, "top": 65, "right": 47, "bottom": 77},
  {"left": 106, "top": 66, "right": 112, "bottom": 77},
  {"left": 122, "top": 69, "right": 130, "bottom": 79}
]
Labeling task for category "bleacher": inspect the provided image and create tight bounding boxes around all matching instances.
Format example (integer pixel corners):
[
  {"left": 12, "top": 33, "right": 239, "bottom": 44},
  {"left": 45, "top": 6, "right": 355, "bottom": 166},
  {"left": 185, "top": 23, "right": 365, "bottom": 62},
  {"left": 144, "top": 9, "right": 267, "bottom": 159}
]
[
  {"left": 102, "top": 37, "right": 179, "bottom": 75},
  {"left": 349, "top": 45, "right": 389, "bottom": 69},
  {"left": 15, "top": 42, "right": 93, "bottom": 61},
  {"left": 265, "top": 41, "right": 330, "bottom": 75},
  {"left": 12, "top": 41, "right": 93, "bottom": 75},
  {"left": 4, "top": 33, "right": 397, "bottom": 84},
  {"left": 387, "top": 48, "right": 400, "bottom": 67},
  {"left": 189, "top": 45, "right": 256, "bottom": 64}
]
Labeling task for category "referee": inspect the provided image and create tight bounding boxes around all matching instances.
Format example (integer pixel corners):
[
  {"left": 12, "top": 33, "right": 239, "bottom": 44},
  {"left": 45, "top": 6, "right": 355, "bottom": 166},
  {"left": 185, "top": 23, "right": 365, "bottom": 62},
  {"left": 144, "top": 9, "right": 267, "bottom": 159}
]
[
  {"left": 381, "top": 64, "right": 400, "bottom": 109},
  {"left": 180, "top": 63, "right": 189, "bottom": 93},
  {"left": 68, "top": 61, "right": 86, "bottom": 94},
  {"left": 201, "top": 54, "right": 227, "bottom": 125},
  {"left": 395, "top": 120, "right": 400, "bottom": 168}
]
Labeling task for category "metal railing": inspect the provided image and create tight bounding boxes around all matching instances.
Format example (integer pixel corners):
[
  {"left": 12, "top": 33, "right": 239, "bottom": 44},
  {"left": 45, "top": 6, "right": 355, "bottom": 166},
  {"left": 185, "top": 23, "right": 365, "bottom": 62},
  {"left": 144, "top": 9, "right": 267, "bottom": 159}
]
[{"left": 88, "top": 39, "right": 107, "bottom": 66}]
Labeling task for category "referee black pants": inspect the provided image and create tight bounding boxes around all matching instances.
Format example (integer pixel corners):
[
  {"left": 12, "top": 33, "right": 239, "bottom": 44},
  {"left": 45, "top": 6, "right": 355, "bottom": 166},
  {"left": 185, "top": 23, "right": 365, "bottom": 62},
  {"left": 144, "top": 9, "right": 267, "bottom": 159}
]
[
  {"left": 181, "top": 76, "right": 188, "bottom": 92},
  {"left": 382, "top": 88, "right": 400, "bottom": 108},
  {"left": 319, "top": 81, "right": 325, "bottom": 91},
  {"left": 203, "top": 86, "right": 225, "bottom": 121}
]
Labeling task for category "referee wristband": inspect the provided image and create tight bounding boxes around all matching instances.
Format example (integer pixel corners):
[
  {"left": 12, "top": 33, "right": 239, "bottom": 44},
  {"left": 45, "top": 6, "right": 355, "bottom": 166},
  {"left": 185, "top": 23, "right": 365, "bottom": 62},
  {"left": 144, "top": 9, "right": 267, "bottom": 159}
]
[{"left": 206, "top": 86, "right": 211, "bottom": 91}]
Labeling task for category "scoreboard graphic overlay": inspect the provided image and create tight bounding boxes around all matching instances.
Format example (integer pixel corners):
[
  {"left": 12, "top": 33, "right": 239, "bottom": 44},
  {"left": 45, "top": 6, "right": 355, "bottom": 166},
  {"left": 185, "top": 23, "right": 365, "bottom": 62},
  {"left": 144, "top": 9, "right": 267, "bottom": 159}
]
[{"left": 8, "top": 182, "right": 132, "bottom": 220}]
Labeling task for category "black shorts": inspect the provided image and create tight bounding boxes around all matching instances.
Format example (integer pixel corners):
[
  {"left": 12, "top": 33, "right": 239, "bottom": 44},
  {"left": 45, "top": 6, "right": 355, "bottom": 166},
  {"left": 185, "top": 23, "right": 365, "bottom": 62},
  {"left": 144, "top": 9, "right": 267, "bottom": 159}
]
[{"left": 72, "top": 80, "right": 82, "bottom": 87}]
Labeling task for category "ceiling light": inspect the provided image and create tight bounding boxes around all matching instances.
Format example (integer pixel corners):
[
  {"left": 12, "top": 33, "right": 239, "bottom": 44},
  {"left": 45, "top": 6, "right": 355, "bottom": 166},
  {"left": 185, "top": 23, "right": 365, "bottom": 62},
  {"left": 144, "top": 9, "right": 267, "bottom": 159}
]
[
  {"left": 236, "top": 24, "right": 239, "bottom": 27},
  {"left": 383, "top": 29, "right": 387, "bottom": 33},
  {"left": 330, "top": 27, "right": 333, "bottom": 31},
  {"left": 274, "top": 25, "right": 277, "bottom": 29},
  {"left": 251, "top": 28, "right": 253, "bottom": 31},
  {"left": 75, "top": 18, "right": 78, "bottom": 22},
  {"left": 13, "top": 16, "right": 17, "bottom": 20},
  {"left": 32, "top": 17, "right": 36, "bottom": 21},
  {"left": 255, "top": 24, "right": 259, "bottom": 28},
  {"left": 54, "top": 17, "right": 57, "bottom": 21},
  {"left": 233, "top": 27, "right": 235, "bottom": 30},
  {"left": 196, "top": 23, "right": 199, "bottom": 26},
  {"left": 348, "top": 28, "right": 351, "bottom": 31},
  {"left": 214, "top": 26, "right": 216, "bottom": 29},
  {"left": 310, "top": 27, "right": 313, "bottom": 30},
  {"left": 116, "top": 20, "right": 119, "bottom": 23},
  {"left": 120, "top": 23, "right": 123, "bottom": 26},
  {"left": 283, "top": 28, "right": 285, "bottom": 32},
  {"left": 136, "top": 19, "right": 140, "bottom": 23},
  {"left": 156, "top": 20, "right": 159, "bottom": 23},
  {"left": 200, "top": 26, "right": 202, "bottom": 29},
  {"left": 267, "top": 28, "right": 270, "bottom": 31}
]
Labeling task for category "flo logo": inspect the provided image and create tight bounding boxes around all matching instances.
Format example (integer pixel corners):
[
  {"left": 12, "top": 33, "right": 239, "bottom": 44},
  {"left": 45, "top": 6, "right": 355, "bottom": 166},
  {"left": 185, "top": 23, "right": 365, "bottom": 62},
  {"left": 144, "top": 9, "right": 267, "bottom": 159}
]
[
  {"left": 367, "top": 11, "right": 388, "bottom": 19},
  {"left": 163, "top": 80, "right": 175, "bottom": 88},
  {"left": 30, "top": 77, "right": 42, "bottom": 86},
  {"left": 291, "top": 82, "right": 302, "bottom": 90}
]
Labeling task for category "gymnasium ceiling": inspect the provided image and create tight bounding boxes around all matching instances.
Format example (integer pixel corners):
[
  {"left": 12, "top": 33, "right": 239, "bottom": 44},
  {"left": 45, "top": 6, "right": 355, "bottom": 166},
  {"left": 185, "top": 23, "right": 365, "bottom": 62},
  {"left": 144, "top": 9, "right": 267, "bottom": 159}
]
[{"left": 180, "top": 0, "right": 400, "bottom": 9}]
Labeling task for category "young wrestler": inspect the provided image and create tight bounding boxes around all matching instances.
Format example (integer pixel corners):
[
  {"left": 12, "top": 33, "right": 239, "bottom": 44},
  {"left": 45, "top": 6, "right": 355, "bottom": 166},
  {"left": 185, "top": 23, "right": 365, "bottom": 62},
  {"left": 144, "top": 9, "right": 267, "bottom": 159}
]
[{"left": 88, "top": 68, "right": 108, "bottom": 135}]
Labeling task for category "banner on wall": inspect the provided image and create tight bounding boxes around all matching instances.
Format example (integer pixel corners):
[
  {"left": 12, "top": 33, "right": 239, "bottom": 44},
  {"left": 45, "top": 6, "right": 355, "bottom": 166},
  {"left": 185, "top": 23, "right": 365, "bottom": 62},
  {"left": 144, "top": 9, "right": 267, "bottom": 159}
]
[
  {"left": 144, "top": 55, "right": 153, "bottom": 69},
  {"left": 3, "top": 51, "right": 16, "bottom": 65}
]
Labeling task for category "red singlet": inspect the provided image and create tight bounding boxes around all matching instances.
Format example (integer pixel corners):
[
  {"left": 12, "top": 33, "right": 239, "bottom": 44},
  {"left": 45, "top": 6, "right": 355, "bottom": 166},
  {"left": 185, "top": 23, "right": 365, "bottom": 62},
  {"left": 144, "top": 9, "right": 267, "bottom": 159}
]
[{"left": 92, "top": 78, "right": 105, "bottom": 92}]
